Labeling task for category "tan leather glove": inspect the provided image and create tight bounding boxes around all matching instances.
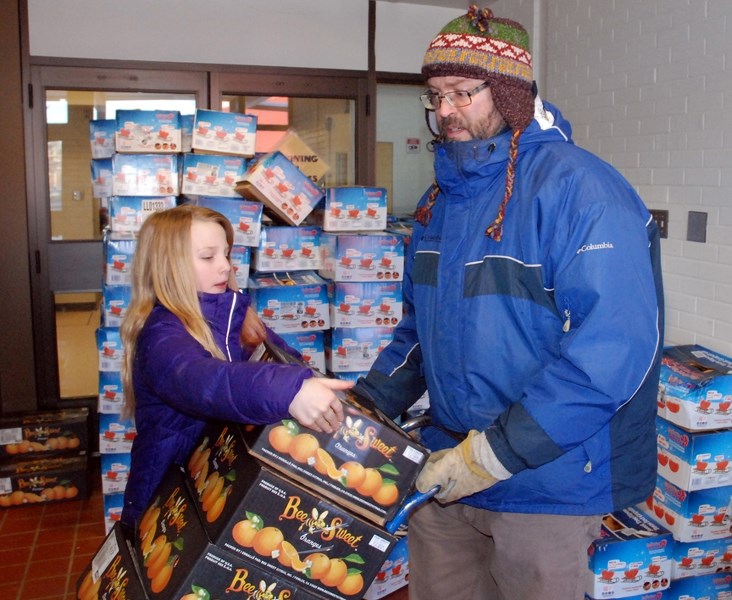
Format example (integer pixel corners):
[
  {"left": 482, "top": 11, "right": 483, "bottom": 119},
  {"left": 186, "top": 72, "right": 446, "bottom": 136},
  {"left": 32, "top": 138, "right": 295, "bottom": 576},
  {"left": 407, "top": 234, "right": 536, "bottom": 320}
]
[{"left": 416, "top": 430, "right": 505, "bottom": 504}]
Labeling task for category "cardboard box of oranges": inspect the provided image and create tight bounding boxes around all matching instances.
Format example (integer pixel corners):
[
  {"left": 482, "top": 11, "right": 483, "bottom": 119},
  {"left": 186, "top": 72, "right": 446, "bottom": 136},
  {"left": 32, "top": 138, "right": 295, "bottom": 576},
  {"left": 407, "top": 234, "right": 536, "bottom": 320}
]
[
  {"left": 0, "top": 454, "right": 88, "bottom": 508},
  {"left": 0, "top": 407, "right": 88, "bottom": 459},
  {"left": 76, "top": 522, "right": 148, "bottom": 600},
  {"left": 132, "top": 464, "right": 214, "bottom": 598},
  {"left": 172, "top": 542, "right": 304, "bottom": 600},
  {"left": 184, "top": 421, "right": 260, "bottom": 542},
  {"left": 244, "top": 340, "right": 428, "bottom": 527},
  {"left": 184, "top": 420, "right": 398, "bottom": 600}
]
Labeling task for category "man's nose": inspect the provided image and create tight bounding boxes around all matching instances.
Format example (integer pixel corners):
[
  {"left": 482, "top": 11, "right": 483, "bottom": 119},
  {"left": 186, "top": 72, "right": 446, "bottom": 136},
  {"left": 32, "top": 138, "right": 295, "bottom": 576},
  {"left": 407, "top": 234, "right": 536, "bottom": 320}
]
[{"left": 435, "top": 97, "right": 456, "bottom": 118}]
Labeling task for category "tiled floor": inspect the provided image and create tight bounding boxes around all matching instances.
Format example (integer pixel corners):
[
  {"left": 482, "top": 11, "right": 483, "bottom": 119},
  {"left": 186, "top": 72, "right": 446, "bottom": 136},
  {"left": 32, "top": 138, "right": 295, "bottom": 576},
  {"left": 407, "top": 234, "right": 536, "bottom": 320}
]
[{"left": 0, "top": 458, "right": 106, "bottom": 600}]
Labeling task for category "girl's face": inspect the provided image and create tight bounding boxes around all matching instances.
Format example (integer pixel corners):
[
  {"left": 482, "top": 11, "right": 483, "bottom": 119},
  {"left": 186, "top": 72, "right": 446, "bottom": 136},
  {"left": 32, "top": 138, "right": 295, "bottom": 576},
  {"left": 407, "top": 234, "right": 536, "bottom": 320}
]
[{"left": 190, "top": 220, "right": 231, "bottom": 294}]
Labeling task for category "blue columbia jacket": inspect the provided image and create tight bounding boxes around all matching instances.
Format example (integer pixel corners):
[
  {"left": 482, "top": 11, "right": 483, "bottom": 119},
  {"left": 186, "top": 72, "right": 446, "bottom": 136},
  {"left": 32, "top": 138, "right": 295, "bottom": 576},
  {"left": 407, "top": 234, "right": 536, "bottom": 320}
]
[
  {"left": 356, "top": 100, "right": 664, "bottom": 515},
  {"left": 122, "top": 289, "right": 311, "bottom": 527}
]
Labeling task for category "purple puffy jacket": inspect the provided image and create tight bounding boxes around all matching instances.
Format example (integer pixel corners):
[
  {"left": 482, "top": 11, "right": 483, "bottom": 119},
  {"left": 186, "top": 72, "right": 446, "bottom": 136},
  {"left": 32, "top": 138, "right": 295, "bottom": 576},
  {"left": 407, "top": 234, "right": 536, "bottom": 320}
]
[{"left": 121, "top": 289, "right": 311, "bottom": 527}]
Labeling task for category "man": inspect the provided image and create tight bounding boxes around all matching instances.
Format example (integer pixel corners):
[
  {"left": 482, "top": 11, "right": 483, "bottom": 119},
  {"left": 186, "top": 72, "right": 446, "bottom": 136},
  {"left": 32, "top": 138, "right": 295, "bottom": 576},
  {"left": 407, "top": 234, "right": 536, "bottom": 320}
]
[{"left": 354, "top": 5, "right": 664, "bottom": 599}]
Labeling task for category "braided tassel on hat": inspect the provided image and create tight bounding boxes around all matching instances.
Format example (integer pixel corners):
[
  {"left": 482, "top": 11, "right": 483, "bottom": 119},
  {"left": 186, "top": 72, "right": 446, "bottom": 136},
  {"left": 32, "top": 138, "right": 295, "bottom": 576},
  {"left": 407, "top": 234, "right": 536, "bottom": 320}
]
[
  {"left": 485, "top": 129, "right": 520, "bottom": 241},
  {"left": 415, "top": 181, "right": 440, "bottom": 227}
]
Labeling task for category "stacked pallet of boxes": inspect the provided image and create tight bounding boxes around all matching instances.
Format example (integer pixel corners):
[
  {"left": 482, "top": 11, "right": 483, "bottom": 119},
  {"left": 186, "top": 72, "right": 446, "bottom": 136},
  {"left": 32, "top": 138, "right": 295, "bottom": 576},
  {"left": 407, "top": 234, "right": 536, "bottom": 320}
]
[
  {"left": 637, "top": 345, "right": 732, "bottom": 598},
  {"left": 94, "top": 108, "right": 183, "bottom": 532},
  {"left": 84, "top": 113, "right": 428, "bottom": 597},
  {"left": 316, "top": 187, "right": 403, "bottom": 386},
  {"left": 0, "top": 408, "right": 90, "bottom": 509},
  {"left": 93, "top": 106, "right": 263, "bottom": 532},
  {"left": 584, "top": 345, "right": 732, "bottom": 599}
]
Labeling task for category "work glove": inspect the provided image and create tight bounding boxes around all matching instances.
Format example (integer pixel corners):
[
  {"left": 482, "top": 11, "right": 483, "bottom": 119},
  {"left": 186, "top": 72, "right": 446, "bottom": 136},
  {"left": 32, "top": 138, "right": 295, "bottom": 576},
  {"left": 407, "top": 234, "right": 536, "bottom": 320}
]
[{"left": 416, "top": 430, "right": 509, "bottom": 504}]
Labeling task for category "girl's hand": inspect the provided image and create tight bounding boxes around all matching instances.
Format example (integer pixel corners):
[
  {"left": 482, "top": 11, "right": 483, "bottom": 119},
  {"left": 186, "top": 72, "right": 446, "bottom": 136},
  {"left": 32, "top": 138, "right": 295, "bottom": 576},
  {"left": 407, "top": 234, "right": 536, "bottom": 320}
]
[
  {"left": 289, "top": 377, "right": 352, "bottom": 433},
  {"left": 241, "top": 306, "right": 267, "bottom": 347}
]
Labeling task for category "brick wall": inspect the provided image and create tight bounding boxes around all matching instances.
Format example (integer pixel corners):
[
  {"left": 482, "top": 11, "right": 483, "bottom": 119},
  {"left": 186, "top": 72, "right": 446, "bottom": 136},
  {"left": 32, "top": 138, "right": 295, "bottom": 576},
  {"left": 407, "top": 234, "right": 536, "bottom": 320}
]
[{"left": 495, "top": 0, "right": 732, "bottom": 355}]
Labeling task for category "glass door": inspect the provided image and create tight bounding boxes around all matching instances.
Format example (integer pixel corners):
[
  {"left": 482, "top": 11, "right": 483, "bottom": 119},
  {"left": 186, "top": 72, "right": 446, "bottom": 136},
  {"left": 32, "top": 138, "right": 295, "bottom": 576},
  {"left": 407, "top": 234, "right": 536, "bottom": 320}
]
[{"left": 213, "top": 70, "right": 370, "bottom": 185}]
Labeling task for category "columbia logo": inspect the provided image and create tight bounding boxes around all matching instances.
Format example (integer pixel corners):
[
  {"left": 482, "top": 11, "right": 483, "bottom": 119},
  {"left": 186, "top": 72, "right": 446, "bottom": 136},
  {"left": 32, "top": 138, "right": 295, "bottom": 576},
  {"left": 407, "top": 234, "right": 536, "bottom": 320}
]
[{"left": 576, "top": 242, "right": 615, "bottom": 254}]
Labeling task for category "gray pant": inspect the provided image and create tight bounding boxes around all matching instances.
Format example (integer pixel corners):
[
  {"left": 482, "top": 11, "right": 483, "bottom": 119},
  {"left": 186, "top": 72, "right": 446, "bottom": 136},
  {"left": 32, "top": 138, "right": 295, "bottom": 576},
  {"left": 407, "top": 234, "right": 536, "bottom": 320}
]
[{"left": 407, "top": 500, "right": 602, "bottom": 600}]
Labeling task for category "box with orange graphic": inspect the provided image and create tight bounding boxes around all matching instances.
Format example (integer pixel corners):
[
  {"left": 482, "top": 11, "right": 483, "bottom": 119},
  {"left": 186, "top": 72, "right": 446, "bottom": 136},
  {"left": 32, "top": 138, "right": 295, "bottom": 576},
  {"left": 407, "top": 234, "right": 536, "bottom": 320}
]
[
  {"left": 183, "top": 421, "right": 259, "bottom": 542},
  {"left": 132, "top": 464, "right": 212, "bottom": 598},
  {"left": 244, "top": 340, "right": 428, "bottom": 527},
  {"left": 0, "top": 407, "right": 88, "bottom": 459},
  {"left": 183, "top": 432, "right": 397, "bottom": 600},
  {"left": 183, "top": 421, "right": 400, "bottom": 598},
  {"left": 75, "top": 522, "right": 148, "bottom": 600},
  {"left": 0, "top": 455, "right": 88, "bottom": 508},
  {"left": 129, "top": 463, "right": 303, "bottom": 600},
  {"left": 172, "top": 542, "right": 304, "bottom": 600}
]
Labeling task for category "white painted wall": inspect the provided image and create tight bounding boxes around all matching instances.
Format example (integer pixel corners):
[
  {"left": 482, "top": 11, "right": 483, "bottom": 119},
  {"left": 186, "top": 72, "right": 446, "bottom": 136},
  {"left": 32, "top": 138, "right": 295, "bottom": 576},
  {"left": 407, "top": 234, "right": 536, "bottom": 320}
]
[
  {"left": 375, "top": 3, "right": 462, "bottom": 73},
  {"left": 27, "top": 0, "right": 369, "bottom": 69}
]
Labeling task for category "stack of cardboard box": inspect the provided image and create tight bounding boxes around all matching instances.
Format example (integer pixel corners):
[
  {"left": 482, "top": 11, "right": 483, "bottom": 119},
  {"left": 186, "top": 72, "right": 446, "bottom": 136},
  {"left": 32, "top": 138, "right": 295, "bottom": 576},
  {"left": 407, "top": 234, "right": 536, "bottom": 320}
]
[
  {"left": 77, "top": 370, "right": 428, "bottom": 599},
  {"left": 639, "top": 344, "right": 732, "bottom": 599},
  {"left": 0, "top": 408, "right": 90, "bottom": 508},
  {"left": 86, "top": 107, "right": 427, "bottom": 596}
]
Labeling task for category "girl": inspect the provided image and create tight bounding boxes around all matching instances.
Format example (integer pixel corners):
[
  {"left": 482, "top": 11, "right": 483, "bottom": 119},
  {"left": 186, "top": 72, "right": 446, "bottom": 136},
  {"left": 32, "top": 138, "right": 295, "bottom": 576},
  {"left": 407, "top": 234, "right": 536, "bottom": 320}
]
[{"left": 119, "top": 204, "right": 349, "bottom": 527}]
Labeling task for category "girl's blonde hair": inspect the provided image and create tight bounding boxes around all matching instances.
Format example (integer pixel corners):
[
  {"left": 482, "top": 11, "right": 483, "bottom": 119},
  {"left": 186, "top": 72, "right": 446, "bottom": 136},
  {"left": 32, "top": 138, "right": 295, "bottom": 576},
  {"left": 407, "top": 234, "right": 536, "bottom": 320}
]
[{"left": 120, "top": 204, "right": 237, "bottom": 419}]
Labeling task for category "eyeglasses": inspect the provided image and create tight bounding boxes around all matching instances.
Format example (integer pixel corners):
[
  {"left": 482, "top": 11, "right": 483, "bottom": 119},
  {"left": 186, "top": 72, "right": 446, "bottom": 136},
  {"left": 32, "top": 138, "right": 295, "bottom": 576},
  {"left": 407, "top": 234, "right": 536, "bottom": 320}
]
[{"left": 420, "top": 81, "right": 490, "bottom": 110}]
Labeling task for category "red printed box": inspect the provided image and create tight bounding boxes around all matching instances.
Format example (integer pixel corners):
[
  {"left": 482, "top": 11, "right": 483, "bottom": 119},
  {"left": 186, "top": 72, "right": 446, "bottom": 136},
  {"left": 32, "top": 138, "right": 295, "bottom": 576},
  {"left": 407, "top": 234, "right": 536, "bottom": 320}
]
[
  {"left": 639, "top": 476, "right": 732, "bottom": 543},
  {"left": 656, "top": 417, "right": 732, "bottom": 491},
  {"left": 248, "top": 271, "right": 330, "bottom": 334},
  {"left": 659, "top": 345, "right": 732, "bottom": 431},
  {"left": 322, "top": 187, "right": 388, "bottom": 232},
  {"left": 115, "top": 109, "right": 181, "bottom": 154},
  {"left": 236, "top": 151, "right": 324, "bottom": 226},
  {"left": 586, "top": 507, "right": 673, "bottom": 599},
  {"left": 320, "top": 232, "right": 405, "bottom": 283},
  {"left": 192, "top": 108, "right": 257, "bottom": 157},
  {"left": 326, "top": 327, "right": 395, "bottom": 373},
  {"left": 330, "top": 282, "right": 403, "bottom": 329}
]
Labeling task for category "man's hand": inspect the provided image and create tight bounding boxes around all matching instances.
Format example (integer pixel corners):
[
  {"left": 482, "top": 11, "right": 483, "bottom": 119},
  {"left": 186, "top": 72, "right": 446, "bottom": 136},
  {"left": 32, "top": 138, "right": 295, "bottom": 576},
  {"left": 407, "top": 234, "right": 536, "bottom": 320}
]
[{"left": 416, "top": 430, "right": 501, "bottom": 504}]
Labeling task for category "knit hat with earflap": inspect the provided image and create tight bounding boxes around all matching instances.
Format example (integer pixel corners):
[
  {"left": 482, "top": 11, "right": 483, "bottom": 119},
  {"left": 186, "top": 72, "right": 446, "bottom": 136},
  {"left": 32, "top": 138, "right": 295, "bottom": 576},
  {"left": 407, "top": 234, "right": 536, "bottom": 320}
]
[{"left": 417, "top": 5, "right": 534, "bottom": 241}]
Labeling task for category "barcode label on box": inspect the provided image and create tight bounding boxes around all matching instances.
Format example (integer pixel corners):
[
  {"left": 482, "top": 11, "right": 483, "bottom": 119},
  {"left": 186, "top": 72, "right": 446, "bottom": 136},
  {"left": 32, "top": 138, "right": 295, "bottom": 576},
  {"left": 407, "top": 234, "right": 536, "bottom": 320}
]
[{"left": 0, "top": 428, "right": 22, "bottom": 445}]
